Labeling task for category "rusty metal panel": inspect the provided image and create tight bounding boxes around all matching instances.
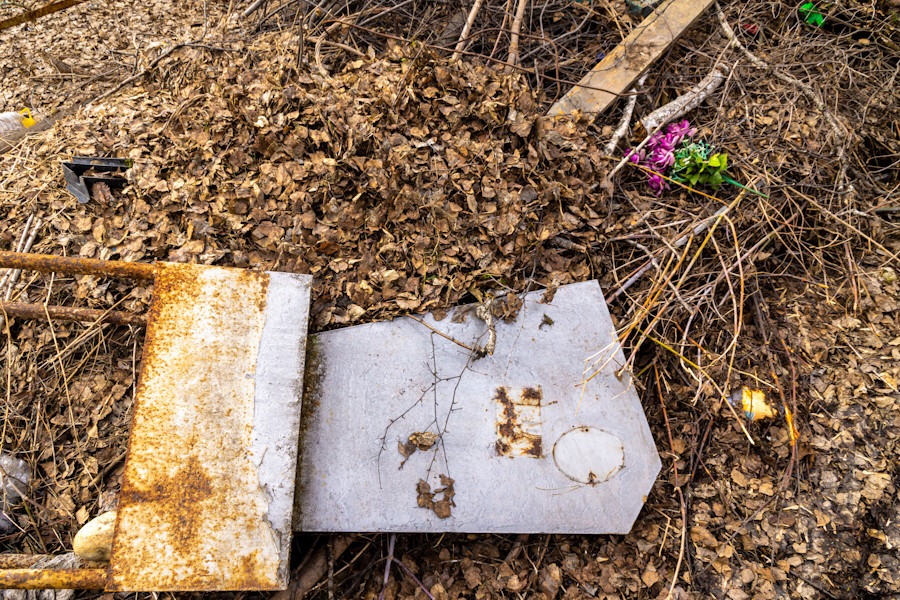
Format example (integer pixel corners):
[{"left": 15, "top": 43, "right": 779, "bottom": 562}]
[
  {"left": 108, "top": 263, "right": 311, "bottom": 591},
  {"left": 296, "top": 281, "right": 661, "bottom": 534}
]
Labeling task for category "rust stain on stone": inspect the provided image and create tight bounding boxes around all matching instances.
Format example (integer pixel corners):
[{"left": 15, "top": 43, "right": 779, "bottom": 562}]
[{"left": 494, "top": 386, "right": 543, "bottom": 458}]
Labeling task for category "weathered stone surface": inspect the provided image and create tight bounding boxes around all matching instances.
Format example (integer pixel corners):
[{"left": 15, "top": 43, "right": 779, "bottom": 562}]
[
  {"left": 296, "top": 281, "right": 661, "bottom": 533},
  {"left": 73, "top": 511, "right": 116, "bottom": 562}
]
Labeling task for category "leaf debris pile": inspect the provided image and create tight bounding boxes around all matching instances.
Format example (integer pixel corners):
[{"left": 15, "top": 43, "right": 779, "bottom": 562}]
[{"left": 0, "top": 0, "right": 899, "bottom": 598}]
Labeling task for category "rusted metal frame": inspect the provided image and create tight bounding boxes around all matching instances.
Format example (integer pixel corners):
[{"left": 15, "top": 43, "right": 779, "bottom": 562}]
[
  {"left": 0, "top": 251, "right": 153, "bottom": 326},
  {"left": 0, "top": 568, "right": 107, "bottom": 589},
  {"left": 0, "top": 252, "right": 156, "bottom": 281},
  {"left": 0, "top": 302, "right": 147, "bottom": 327},
  {"left": 0, "top": 554, "right": 105, "bottom": 569},
  {"left": 0, "top": 252, "right": 149, "bottom": 590}
]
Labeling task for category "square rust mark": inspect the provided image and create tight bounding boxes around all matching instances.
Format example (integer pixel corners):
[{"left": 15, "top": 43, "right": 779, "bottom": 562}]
[{"left": 494, "top": 386, "right": 543, "bottom": 458}]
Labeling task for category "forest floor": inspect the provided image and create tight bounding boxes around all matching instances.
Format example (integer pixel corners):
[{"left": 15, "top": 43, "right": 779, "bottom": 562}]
[{"left": 1, "top": 0, "right": 899, "bottom": 598}]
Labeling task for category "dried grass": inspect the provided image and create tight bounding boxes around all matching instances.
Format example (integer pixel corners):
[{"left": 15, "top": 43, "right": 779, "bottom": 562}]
[{"left": 0, "top": 0, "right": 898, "bottom": 596}]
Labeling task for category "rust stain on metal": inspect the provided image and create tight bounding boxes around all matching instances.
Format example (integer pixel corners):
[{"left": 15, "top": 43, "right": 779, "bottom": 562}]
[
  {"left": 108, "top": 262, "right": 284, "bottom": 591},
  {"left": 0, "top": 252, "right": 155, "bottom": 281},
  {"left": 0, "top": 555, "right": 106, "bottom": 570},
  {"left": 0, "top": 555, "right": 53, "bottom": 569},
  {"left": 0, "top": 302, "right": 147, "bottom": 326},
  {"left": 0, "top": 568, "right": 107, "bottom": 590},
  {"left": 494, "top": 386, "right": 543, "bottom": 458}
]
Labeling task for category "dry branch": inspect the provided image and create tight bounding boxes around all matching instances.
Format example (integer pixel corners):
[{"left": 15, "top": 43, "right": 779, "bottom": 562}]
[
  {"left": 0, "top": 0, "right": 88, "bottom": 32},
  {"left": 604, "top": 73, "right": 648, "bottom": 156},
  {"left": 271, "top": 535, "right": 357, "bottom": 600},
  {"left": 241, "top": 0, "right": 267, "bottom": 18},
  {"left": 714, "top": 3, "right": 851, "bottom": 192},
  {"left": 507, "top": 0, "right": 528, "bottom": 69},
  {"left": 452, "top": 0, "right": 485, "bottom": 61},
  {"left": 640, "top": 66, "right": 727, "bottom": 133}
]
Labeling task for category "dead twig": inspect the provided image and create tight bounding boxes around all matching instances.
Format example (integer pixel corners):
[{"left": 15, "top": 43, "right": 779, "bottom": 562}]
[
  {"left": 604, "top": 73, "right": 647, "bottom": 156},
  {"left": 654, "top": 364, "right": 689, "bottom": 598},
  {"left": 378, "top": 534, "right": 435, "bottom": 600},
  {"left": 272, "top": 535, "right": 357, "bottom": 600},
  {"left": 640, "top": 66, "right": 728, "bottom": 134},
  {"left": 507, "top": 0, "right": 529, "bottom": 69},
  {"left": 452, "top": 0, "right": 484, "bottom": 61},
  {"left": 3, "top": 217, "right": 42, "bottom": 301}
]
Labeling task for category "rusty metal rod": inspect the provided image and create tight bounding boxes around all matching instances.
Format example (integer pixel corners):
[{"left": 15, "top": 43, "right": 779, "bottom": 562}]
[
  {"left": 0, "top": 555, "right": 106, "bottom": 569},
  {"left": 0, "top": 252, "right": 155, "bottom": 281},
  {"left": 0, "top": 568, "right": 107, "bottom": 589},
  {"left": 0, "top": 302, "right": 147, "bottom": 327}
]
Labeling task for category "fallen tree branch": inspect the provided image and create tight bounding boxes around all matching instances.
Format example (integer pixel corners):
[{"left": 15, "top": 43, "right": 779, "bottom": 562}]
[
  {"left": 639, "top": 66, "right": 727, "bottom": 133},
  {"left": 241, "top": 0, "right": 266, "bottom": 18},
  {"left": 452, "top": 0, "right": 484, "bottom": 61},
  {"left": 0, "top": 0, "right": 87, "bottom": 32},
  {"left": 506, "top": 0, "right": 528, "bottom": 69},
  {"left": 604, "top": 73, "right": 648, "bottom": 156}
]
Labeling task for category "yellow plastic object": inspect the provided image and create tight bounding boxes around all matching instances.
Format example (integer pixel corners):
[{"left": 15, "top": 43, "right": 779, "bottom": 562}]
[
  {"left": 19, "top": 108, "right": 35, "bottom": 128},
  {"left": 738, "top": 387, "right": 776, "bottom": 421}
]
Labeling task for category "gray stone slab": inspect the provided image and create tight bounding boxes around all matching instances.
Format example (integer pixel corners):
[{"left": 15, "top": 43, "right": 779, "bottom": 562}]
[{"left": 296, "top": 280, "right": 660, "bottom": 534}]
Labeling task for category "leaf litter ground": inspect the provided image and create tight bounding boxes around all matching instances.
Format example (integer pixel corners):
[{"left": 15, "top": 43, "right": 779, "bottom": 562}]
[{"left": 1, "top": 1, "right": 900, "bottom": 598}]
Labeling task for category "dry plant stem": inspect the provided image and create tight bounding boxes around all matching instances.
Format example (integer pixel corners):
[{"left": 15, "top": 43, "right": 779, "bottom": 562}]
[
  {"left": 640, "top": 66, "right": 727, "bottom": 133},
  {"left": 409, "top": 316, "right": 475, "bottom": 352},
  {"left": 715, "top": 3, "right": 851, "bottom": 192},
  {"left": 607, "top": 121, "right": 664, "bottom": 180},
  {"left": 507, "top": 0, "right": 529, "bottom": 69},
  {"left": 616, "top": 187, "right": 756, "bottom": 443},
  {"left": 488, "top": 0, "right": 514, "bottom": 60},
  {"left": 609, "top": 204, "right": 731, "bottom": 301},
  {"left": 377, "top": 534, "right": 395, "bottom": 600},
  {"left": 3, "top": 218, "right": 42, "bottom": 301},
  {"left": 452, "top": 0, "right": 485, "bottom": 61},
  {"left": 604, "top": 73, "right": 648, "bottom": 156},
  {"left": 377, "top": 533, "right": 435, "bottom": 600},
  {"left": 654, "top": 365, "right": 688, "bottom": 598},
  {"left": 327, "top": 537, "right": 335, "bottom": 600},
  {"left": 271, "top": 535, "right": 356, "bottom": 600},
  {"left": 242, "top": 0, "right": 267, "bottom": 18},
  {"left": 0, "top": 213, "right": 34, "bottom": 292}
]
